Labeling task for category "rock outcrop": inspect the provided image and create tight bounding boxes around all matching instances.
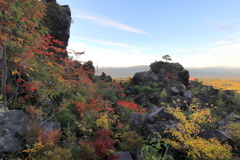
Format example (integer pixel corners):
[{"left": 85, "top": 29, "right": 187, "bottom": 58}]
[
  {"left": 123, "top": 60, "right": 239, "bottom": 159},
  {"left": 149, "top": 61, "right": 189, "bottom": 86},
  {"left": 43, "top": 0, "right": 72, "bottom": 59},
  {"left": 0, "top": 110, "right": 31, "bottom": 153}
]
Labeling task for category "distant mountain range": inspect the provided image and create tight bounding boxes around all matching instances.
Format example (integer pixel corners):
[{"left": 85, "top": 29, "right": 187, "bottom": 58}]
[{"left": 98, "top": 65, "right": 240, "bottom": 80}]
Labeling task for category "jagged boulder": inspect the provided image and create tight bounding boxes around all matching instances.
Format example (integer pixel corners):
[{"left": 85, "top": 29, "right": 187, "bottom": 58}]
[
  {"left": 0, "top": 110, "right": 31, "bottom": 153},
  {"left": 170, "top": 86, "right": 180, "bottom": 95},
  {"left": 149, "top": 61, "right": 189, "bottom": 86},
  {"left": 132, "top": 71, "right": 160, "bottom": 86},
  {"left": 99, "top": 72, "right": 112, "bottom": 82},
  {"left": 126, "top": 113, "right": 147, "bottom": 130},
  {"left": 39, "top": 121, "right": 61, "bottom": 132},
  {"left": 43, "top": 1, "right": 72, "bottom": 59},
  {"left": 115, "top": 151, "right": 132, "bottom": 160},
  {"left": 46, "top": 0, "right": 56, "bottom": 2},
  {"left": 144, "top": 107, "right": 178, "bottom": 138},
  {"left": 131, "top": 61, "right": 190, "bottom": 106},
  {"left": 198, "top": 129, "right": 240, "bottom": 154},
  {"left": 83, "top": 61, "right": 95, "bottom": 79}
]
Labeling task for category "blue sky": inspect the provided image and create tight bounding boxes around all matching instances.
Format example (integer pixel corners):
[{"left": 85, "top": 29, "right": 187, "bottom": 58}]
[{"left": 57, "top": 0, "right": 240, "bottom": 68}]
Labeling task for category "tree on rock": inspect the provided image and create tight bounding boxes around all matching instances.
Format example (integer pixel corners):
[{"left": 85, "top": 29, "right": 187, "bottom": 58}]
[{"left": 162, "top": 55, "right": 172, "bottom": 62}]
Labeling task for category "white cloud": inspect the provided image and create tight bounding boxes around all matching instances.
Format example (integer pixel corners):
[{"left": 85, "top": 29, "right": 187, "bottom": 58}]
[
  {"left": 211, "top": 43, "right": 240, "bottom": 53},
  {"left": 172, "top": 48, "right": 191, "bottom": 52},
  {"left": 181, "top": 43, "right": 240, "bottom": 68},
  {"left": 67, "top": 40, "right": 159, "bottom": 67},
  {"left": 71, "top": 36, "right": 150, "bottom": 49},
  {"left": 67, "top": 37, "right": 240, "bottom": 68},
  {"left": 74, "top": 10, "right": 150, "bottom": 35}
]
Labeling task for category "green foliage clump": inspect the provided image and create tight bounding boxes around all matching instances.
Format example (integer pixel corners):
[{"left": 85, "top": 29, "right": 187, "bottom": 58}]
[
  {"left": 141, "top": 132, "right": 173, "bottom": 160},
  {"left": 159, "top": 88, "right": 167, "bottom": 98},
  {"left": 224, "top": 121, "right": 240, "bottom": 144},
  {"left": 117, "top": 130, "right": 143, "bottom": 154},
  {"left": 232, "top": 93, "right": 240, "bottom": 113},
  {"left": 55, "top": 109, "right": 76, "bottom": 129}
]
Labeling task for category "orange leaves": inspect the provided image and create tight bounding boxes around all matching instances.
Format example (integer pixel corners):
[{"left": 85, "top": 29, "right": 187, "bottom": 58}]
[
  {"left": 165, "top": 72, "right": 177, "bottom": 80},
  {"left": 0, "top": 0, "right": 8, "bottom": 13},
  {"left": 21, "top": 17, "right": 28, "bottom": 22},
  {"left": 72, "top": 100, "right": 85, "bottom": 113},
  {"left": 72, "top": 96, "right": 106, "bottom": 115},
  {"left": 28, "top": 80, "right": 41, "bottom": 93},
  {"left": 23, "top": 129, "right": 63, "bottom": 159},
  {"left": 117, "top": 100, "right": 146, "bottom": 113},
  {"left": 25, "top": 105, "right": 44, "bottom": 119},
  {"left": 37, "top": 129, "right": 62, "bottom": 146},
  {"left": 52, "top": 39, "right": 64, "bottom": 47}
]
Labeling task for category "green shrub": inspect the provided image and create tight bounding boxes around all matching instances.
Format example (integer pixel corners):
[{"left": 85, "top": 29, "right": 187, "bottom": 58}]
[
  {"left": 55, "top": 109, "right": 76, "bottom": 129},
  {"left": 140, "top": 132, "right": 173, "bottom": 160},
  {"left": 117, "top": 130, "right": 143, "bottom": 154},
  {"left": 159, "top": 89, "right": 167, "bottom": 98},
  {"left": 224, "top": 121, "right": 240, "bottom": 144}
]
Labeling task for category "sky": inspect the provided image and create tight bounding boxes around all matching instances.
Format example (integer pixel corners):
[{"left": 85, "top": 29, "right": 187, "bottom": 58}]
[{"left": 56, "top": 0, "right": 240, "bottom": 68}]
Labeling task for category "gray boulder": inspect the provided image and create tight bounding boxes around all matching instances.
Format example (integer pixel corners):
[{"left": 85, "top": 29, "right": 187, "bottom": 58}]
[
  {"left": 126, "top": 113, "right": 147, "bottom": 130},
  {"left": 170, "top": 87, "right": 180, "bottom": 95},
  {"left": 116, "top": 151, "right": 132, "bottom": 160},
  {"left": 145, "top": 107, "right": 178, "bottom": 138},
  {"left": 229, "top": 112, "right": 240, "bottom": 120},
  {"left": 148, "top": 107, "right": 164, "bottom": 122},
  {"left": 183, "top": 91, "right": 192, "bottom": 99},
  {"left": 149, "top": 61, "right": 189, "bottom": 86},
  {"left": 132, "top": 71, "right": 160, "bottom": 86},
  {"left": 0, "top": 110, "right": 31, "bottom": 153},
  {"left": 198, "top": 129, "right": 240, "bottom": 154},
  {"left": 39, "top": 121, "right": 61, "bottom": 132}
]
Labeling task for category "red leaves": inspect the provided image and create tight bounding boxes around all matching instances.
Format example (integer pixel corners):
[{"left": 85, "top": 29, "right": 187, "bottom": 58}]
[
  {"left": 117, "top": 100, "right": 146, "bottom": 114},
  {"left": 80, "top": 129, "right": 120, "bottom": 160},
  {"left": 72, "top": 96, "right": 105, "bottom": 115},
  {"left": 93, "top": 129, "right": 119, "bottom": 160},
  {"left": 28, "top": 80, "right": 41, "bottom": 93},
  {"left": 72, "top": 100, "right": 85, "bottom": 114},
  {"left": 5, "top": 85, "right": 13, "bottom": 93},
  {"left": 165, "top": 72, "right": 177, "bottom": 80},
  {"left": 16, "top": 78, "right": 26, "bottom": 84},
  {"left": 21, "top": 17, "right": 28, "bottom": 22}
]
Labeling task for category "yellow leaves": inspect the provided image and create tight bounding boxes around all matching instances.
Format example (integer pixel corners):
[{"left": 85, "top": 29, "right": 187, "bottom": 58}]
[
  {"left": 11, "top": 70, "right": 18, "bottom": 75},
  {"left": 75, "top": 120, "right": 93, "bottom": 135},
  {"left": 29, "top": 67, "right": 34, "bottom": 71},
  {"left": 96, "top": 113, "right": 110, "bottom": 129},
  {"left": 17, "top": 37, "right": 24, "bottom": 43},
  {"left": 14, "top": 59, "right": 20, "bottom": 63},
  {"left": 223, "top": 121, "right": 240, "bottom": 144},
  {"left": 201, "top": 78, "right": 240, "bottom": 93},
  {"left": 184, "top": 137, "right": 232, "bottom": 160},
  {"left": 47, "top": 62, "right": 54, "bottom": 68},
  {"left": 164, "top": 104, "right": 231, "bottom": 159},
  {"left": 0, "top": 0, "right": 7, "bottom": 5}
]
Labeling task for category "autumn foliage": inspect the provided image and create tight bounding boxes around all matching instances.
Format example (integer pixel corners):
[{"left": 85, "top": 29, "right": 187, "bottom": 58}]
[
  {"left": 1, "top": 0, "right": 239, "bottom": 159},
  {"left": 79, "top": 129, "right": 120, "bottom": 160},
  {"left": 117, "top": 100, "right": 146, "bottom": 113},
  {"left": 164, "top": 105, "right": 232, "bottom": 159}
]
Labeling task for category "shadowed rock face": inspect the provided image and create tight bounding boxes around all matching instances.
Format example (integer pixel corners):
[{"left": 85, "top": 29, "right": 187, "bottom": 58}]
[
  {"left": 149, "top": 61, "right": 190, "bottom": 86},
  {"left": 46, "top": 0, "right": 56, "bottom": 2},
  {"left": 43, "top": 1, "right": 72, "bottom": 59},
  {"left": 133, "top": 61, "right": 190, "bottom": 86},
  {"left": 0, "top": 110, "right": 31, "bottom": 153}
]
